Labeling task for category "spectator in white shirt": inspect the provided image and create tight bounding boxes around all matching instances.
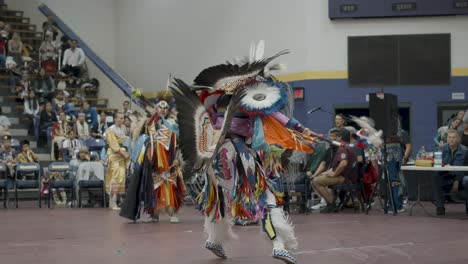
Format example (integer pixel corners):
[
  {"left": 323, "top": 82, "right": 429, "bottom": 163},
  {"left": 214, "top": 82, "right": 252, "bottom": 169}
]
[{"left": 61, "top": 39, "right": 85, "bottom": 78}]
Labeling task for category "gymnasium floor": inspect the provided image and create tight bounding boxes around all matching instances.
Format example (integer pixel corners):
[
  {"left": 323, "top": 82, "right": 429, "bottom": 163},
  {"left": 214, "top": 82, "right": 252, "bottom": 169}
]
[{"left": 1, "top": 203, "right": 467, "bottom": 264}]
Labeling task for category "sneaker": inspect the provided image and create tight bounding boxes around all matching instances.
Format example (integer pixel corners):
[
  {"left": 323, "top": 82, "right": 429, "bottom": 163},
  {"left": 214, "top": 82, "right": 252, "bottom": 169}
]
[
  {"left": 272, "top": 249, "right": 297, "bottom": 264},
  {"left": 205, "top": 241, "right": 227, "bottom": 259},
  {"left": 320, "top": 204, "right": 339, "bottom": 213},
  {"left": 387, "top": 207, "right": 406, "bottom": 213},
  {"left": 310, "top": 202, "right": 326, "bottom": 210},
  {"left": 234, "top": 218, "right": 259, "bottom": 226},
  {"left": 141, "top": 215, "right": 158, "bottom": 223},
  {"left": 170, "top": 216, "right": 180, "bottom": 223}
]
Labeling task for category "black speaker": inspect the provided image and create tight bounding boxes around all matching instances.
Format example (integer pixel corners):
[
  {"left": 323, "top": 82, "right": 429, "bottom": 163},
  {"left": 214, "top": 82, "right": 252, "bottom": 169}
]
[{"left": 369, "top": 93, "right": 398, "bottom": 135}]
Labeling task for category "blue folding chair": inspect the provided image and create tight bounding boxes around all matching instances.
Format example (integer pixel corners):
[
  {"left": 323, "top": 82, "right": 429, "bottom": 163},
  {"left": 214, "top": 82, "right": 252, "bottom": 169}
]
[
  {"left": 47, "top": 162, "right": 74, "bottom": 208},
  {"left": 15, "top": 162, "right": 42, "bottom": 208},
  {"left": 0, "top": 164, "right": 8, "bottom": 208},
  {"left": 84, "top": 138, "right": 106, "bottom": 152},
  {"left": 77, "top": 162, "right": 106, "bottom": 208}
]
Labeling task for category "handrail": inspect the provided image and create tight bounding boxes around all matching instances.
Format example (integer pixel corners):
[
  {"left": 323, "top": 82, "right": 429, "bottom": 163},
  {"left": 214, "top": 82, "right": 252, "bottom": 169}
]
[{"left": 37, "top": 3, "right": 144, "bottom": 108}]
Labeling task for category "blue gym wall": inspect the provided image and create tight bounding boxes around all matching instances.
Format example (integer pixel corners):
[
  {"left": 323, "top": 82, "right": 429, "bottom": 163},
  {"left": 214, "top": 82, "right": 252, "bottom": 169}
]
[{"left": 291, "top": 76, "right": 468, "bottom": 155}]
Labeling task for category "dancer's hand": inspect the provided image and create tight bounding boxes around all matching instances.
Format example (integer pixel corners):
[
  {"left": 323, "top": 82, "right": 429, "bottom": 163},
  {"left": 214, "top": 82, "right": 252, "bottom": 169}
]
[{"left": 302, "top": 128, "right": 312, "bottom": 136}]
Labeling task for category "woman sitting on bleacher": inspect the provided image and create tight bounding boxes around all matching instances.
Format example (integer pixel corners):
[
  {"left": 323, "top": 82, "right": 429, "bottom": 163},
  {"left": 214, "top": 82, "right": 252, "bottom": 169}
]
[
  {"left": 33, "top": 68, "right": 56, "bottom": 100},
  {"left": 51, "top": 111, "right": 71, "bottom": 161},
  {"left": 75, "top": 112, "right": 90, "bottom": 140},
  {"left": 7, "top": 32, "right": 23, "bottom": 65},
  {"left": 39, "top": 34, "right": 58, "bottom": 61}
]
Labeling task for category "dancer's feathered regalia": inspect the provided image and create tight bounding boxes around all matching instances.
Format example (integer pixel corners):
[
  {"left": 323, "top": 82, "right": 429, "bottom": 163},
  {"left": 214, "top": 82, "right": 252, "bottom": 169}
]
[{"left": 171, "top": 41, "right": 315, "bottom": 264}]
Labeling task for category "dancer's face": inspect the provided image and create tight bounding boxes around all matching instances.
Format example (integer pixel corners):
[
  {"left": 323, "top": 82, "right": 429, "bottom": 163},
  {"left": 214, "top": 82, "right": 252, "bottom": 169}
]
[{"left": 156, "top": 106, "right": 169, "bottom": 118}]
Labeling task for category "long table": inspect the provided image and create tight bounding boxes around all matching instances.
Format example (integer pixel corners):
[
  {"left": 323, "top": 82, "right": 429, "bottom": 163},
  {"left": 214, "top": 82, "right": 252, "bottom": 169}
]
[{"left": 401, "top": 166, "right": 468, "bottom": 215}]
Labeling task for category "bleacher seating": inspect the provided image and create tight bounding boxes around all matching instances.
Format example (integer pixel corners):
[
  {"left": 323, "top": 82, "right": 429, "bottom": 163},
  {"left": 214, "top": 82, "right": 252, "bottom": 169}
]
[{"left": 0, "top": 3, "right": 118, "bottom": 206}]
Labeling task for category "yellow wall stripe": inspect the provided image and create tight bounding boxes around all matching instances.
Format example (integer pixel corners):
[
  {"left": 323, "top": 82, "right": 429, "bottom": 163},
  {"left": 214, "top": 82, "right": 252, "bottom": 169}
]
[
  {"left": 276, "top": 67, "right": 468, "bottom": 82},
  {"left": 142, "top": 67, "right": 468, "bottom": 97},
  {"left": 452, "top": 68, "right": 468, "bottom": 77}
]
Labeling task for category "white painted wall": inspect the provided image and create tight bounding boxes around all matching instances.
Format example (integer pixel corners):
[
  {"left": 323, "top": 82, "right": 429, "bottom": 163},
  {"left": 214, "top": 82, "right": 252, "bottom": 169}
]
[
  {"left": 7, "top": 0, "right": 468, "bottom": 95},
  {"left": 115, "top": 0, "right": 468, "bottom": 92}
]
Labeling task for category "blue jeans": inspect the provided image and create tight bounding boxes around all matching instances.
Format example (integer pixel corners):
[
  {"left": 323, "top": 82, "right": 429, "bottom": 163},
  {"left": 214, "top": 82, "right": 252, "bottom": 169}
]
[
  {"left": 0, "top": 54, "right": 5, "bottom": 68},
  {"left": 432, "top": 173, "right": 456, "bottom": 209},
  {"left": 387, "top": 160, "right": 402, "bottom": 210},
  {"left": 462, "top": 176, "right": 468, "bottom": 209}
]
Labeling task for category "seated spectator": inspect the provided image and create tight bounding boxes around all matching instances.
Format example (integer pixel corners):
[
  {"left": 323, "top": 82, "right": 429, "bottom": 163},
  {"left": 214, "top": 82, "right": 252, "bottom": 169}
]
[
  {"left": 42, "top": 15, "right": 59, "bottom": 41},
  {"left": 39, "top": 34, "right": 58, "bottom": 60},
  {"left": 312, "top": 128, "right": 357, "bottom": 213},
  {"left": 306, "top": 140, "right": 335, "bottom": 210},
  {"left": 71, "top": 146, "right": 105, "bottom": 206},
  {"left": 0, "top": 21, "right": 6, "bottom": 68},
  {"left": 38, "top": 101, "right": 57, "bottom": 148},
  {"left": 80, "top": 101, "right": 98, "bottom": 130},
  {"left": 7, "top": 32, "right": 23, "bottom": 65},
  {"left": 462, "top": 118, "right": 468, "bottom": 148},
  {"left": 51, "top": 111, "right": 71, "bottom": 161},
  {"left": 122, "top": 100, "right": 131, "bottom": 117},
  {"left": 7, "top": 70, "right": 20, "bottom": 93},
  {"left": 0, "top": 21, "right": 7, "bottom": 36},
  {"left": 93, "top": 111, "right": 109, "bottom": 138},
  {"left": 75, "top": 112, "right": 90, "bottom": 140},
  {"left": 124, "top": 116, "right": 132, "bottom": 137},
  {"left": 0, "top": 107, "right": 11, "bottom": 137},
  {"left": 328, "top": 113, "right": 346, "bottom": 133},
  {"left": 62, "top": 130, "right": 82, "bottom": 161},
  {"left": 34, "top": 68, "right": 56, "bottom": 100},
  {"left": 58, "top": 35, "right": 70, "bottom": 63},
  {"left": 455, "top": 110, "right": 465, "bottom": 133},
  {"left": 432, "top": 129, "right": 467, "bottom": 215},
  {"left": 23, "top": 90, "right": 40, "bottom": 136},
  {"left": 52, "top": 89, "right": 67, "bottom": 112},
  {"left": 17, "top": 140, "right": 39, "bottom": 163},
  {"left": 435, "top": 118, "right": 462, "bottom": 149},
  {"left": 70, "top": 146, "right": 91, "bottom": 173},
  {"left": 0, "top": 135, "right": 17, "bottom": 189},
  {"left": 61, "top": 39, "right": 85, "bottom": 79}
]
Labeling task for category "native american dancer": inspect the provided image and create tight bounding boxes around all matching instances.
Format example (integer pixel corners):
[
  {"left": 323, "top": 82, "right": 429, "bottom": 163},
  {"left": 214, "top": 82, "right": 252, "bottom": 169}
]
[
  {"left": 105, "top": 112, "right": 130, "bottom": 210},
  {"left": 170, "top": 42, "right": 320, "bottom": 264},
  {"left": 120, "top": 99, "right": 185, "bottom": 223}
]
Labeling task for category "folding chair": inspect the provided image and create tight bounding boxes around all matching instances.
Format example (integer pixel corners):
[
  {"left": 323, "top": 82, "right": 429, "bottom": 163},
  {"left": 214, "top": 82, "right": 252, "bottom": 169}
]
[
  {"left": 15, "top": 162, "right": 42, "bottom": 208},
  {"left": 84, "top": 138, "right": 106, "bottom": 152},
  {"left": 47, "top": 162, "right": 74, "bottom": 208},
  {"left": 77, "top": 162, "right": 106, "bottom": 208},
  {"left": 329, "top": 162, "right": 364, "bottom": 213},
  {"left": 0, "top": 164, "right": 8, "bottom": 208}
]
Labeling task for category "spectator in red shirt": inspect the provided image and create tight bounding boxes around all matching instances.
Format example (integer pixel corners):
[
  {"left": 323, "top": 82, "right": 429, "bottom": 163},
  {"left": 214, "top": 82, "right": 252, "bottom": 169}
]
[{"left": 312, "top": 128, "right": 357, "bottom": 213}]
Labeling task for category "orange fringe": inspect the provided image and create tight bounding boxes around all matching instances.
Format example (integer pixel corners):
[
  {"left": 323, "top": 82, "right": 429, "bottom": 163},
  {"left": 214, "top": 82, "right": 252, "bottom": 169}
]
[{"left": 262, "top": 116, "right": 313, "bottom": 153}]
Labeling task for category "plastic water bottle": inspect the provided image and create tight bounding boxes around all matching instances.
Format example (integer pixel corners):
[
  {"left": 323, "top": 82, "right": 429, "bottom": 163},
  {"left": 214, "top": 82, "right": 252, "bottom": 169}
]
[
  {"left": 416, "top": 146, "right": 426, "bottom": 159},
  {"left": 434, "top": 151, "right": 442, "bottom": 167}
]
